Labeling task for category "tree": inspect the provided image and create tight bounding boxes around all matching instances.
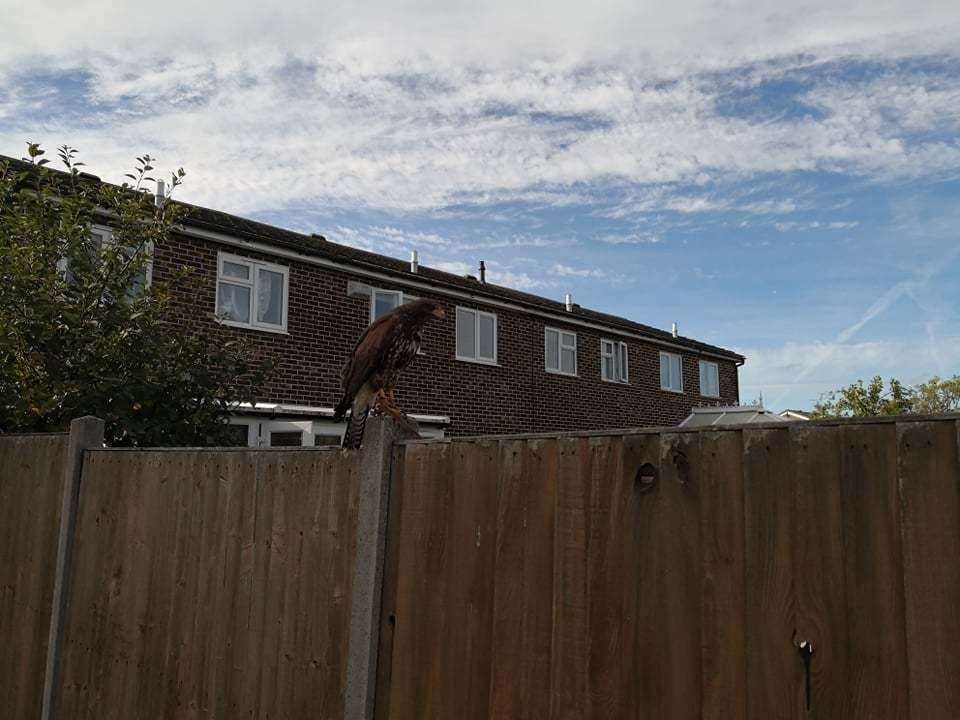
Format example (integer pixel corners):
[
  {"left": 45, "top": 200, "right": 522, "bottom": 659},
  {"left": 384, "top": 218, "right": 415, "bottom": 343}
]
[
  {"left": 0, "top": 143, "right": 271, "bottom": 446},
  {"left": 912, "top": 375, "right": 960, "bottom": 414},
  {"left": 811, "top": 376, "right": 915, "bottom": 418}
]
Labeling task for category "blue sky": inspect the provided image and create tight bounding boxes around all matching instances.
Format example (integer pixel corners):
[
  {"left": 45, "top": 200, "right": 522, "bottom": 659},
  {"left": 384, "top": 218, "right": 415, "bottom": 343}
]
[{"left": 2, "top": 0, "right": 959, "bottom": 411}]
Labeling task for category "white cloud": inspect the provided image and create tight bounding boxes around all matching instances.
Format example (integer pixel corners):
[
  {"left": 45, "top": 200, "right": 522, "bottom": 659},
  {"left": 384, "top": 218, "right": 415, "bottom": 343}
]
[
  {"left": 418, "top": 260, "right": 550, "bottom": 291},
  {"left": 1, "top": 1, "right": 958, "bottom": 216},
  {"left": 551, "top": 263, "right": 607, "bottom": 278}
]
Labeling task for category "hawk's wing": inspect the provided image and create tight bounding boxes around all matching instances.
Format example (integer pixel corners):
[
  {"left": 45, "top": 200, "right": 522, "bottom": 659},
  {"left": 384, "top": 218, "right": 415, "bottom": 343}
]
[{"left": 340, "top": 311, "right": 404, "bottom": 402}]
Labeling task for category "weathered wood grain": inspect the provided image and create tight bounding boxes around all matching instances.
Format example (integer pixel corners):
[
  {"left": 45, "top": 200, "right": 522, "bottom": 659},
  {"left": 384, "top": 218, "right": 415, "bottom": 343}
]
[
  {"left": 899, "top": 420, "right": 960, "bottom": 720},
  {"left": 0, "top": 434, "right": 69, "bottom": 720},
  {"left": 54, "top": 447, "right": 360, "bottom": 719},
  {"left": 792, "top": 424, "right": 850, "bottom": 720},
  {"left": 700, "top": 429, "right": 747, "bottom": 720},
  {"left": 743, "top": 427, "right": 801, "bottom": 720},
  {"left": 840, "top": 423, "right": 909, "bottom": 720}
]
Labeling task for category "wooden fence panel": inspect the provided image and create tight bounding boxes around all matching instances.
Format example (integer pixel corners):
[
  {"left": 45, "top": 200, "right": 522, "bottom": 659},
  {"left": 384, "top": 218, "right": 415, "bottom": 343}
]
[
  {"left": 792, "top": 424, "right": 849, "bottom": 720},
  {"left": 699, "top": 429, "right": 747, "bottom": 720},
  {"left": 55, "top": 447, "right": 361, "bottom": 719},
  {"left": 840, "top": 423, "right": 910, "bottom": 720},
  {"left": 899, "top": 420, "right": 960, "bottom": 720},
  {"left": 743, "top": 427, "right": 802, "bottom": 720},
  {"left": 0, "top": 433, "right": 69, "bottom": 720}
]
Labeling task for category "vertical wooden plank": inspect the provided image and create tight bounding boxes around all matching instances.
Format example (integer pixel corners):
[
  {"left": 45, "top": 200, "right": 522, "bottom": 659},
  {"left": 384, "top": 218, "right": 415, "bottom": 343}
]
[
  {"left": 840, "top": 423, "right": 910, "bottom": 720},
  {"left": 487, "top": 438, "right": 530, "bottom": 719},
  {"left": 586, "top": 436, "right": 625, "bottom": 720},
  {"left": 792, "top": 424, "right": 850, "bottom": 720},
  {"left": 621, "top": 432, "right": 661, "bottom": 720},
  {"left": 387, "top": 442, "right": 452, "bottom": 719},
  {"left": 743, "top": 427, "right": 801, "bottom": 720},
  {"left": 0, "top": 434, "right": 69, "bottom": 720},
  {"left": 440, "top": 440, "right": 499, "bottom": 720},
  {"left": 519, "top": 438, "right": 559, "bottom": 719},
  {"left": 656, "top": 431, "right": 703, "bottom": 719},
  {"left": 549, "top": 436, "right": 591, "bottom": 720},
  {"left": 700, "top": 429, "right": 747, "bottom": 720},
  {"left": 899, "top": 419, "right": 960, "bottom": 719}
]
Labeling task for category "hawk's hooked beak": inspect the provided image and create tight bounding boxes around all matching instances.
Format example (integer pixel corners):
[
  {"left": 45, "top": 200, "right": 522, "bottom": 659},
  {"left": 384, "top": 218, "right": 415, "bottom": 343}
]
[{"left": 432, "top": 306, "right": 446, "bottom": 319}]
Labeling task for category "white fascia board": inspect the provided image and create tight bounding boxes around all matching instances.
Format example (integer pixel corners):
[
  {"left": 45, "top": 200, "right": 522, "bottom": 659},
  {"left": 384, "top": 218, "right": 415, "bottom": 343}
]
[{"left": 231, "top": 401, "right": 451, "bottom": 425}]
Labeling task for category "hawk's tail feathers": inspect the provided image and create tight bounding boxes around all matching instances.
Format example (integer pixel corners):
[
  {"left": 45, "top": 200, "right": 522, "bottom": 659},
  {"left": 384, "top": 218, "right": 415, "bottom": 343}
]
[
  {"left": 333, "top": 395, "right": 351, "bottom": 423},
  {"left": 341, "top": 404, "right": 370, "bottom": 449}
]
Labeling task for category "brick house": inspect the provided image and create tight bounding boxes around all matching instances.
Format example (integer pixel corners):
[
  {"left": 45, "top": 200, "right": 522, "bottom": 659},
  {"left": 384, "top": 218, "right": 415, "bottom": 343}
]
[
  {"left": 5, "top": 155, "right": 744, "bottom": 445},
  {"left": 155, "top": 201, "right": 744, "bottom": 446}
]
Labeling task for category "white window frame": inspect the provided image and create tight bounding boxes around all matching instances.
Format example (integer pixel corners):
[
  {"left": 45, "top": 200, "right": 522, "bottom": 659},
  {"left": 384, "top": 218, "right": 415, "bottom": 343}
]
[
  {"left": 601, "top": 339, "right": 629, "bottom": 383},
  {"left": 215, "top": 251, "right": 289, "bottom": 333},
  {"left": 58, "top": 224, "right": 153, "bottom": 289},
  {"left": 370, "top": 288, "right": 403, "bottom": 323},
  {"left": 699, "top": 359, "right": 720, "bottom": 398},
  {"left": 455, "top": 306, "right": 498, "bottom": 365},
  {"left": 545, "top": 327, "right": 578, "bottom": 376},
  {"left": 660, "top": 351, "right": 684, "bottom": 393}
]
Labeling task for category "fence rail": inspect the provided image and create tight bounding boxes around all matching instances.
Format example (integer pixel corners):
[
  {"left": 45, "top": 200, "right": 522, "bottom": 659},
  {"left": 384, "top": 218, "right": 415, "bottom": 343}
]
[{"left": 1, "top": 415, "right": 958, "bottom": 719}]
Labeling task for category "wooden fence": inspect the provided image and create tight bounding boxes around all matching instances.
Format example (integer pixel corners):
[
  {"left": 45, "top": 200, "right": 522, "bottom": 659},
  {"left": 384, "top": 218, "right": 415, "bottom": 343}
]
[
  {"left": 376, "top": 419, "right": 960, "bottom": 720},
  {"left": 0, "top": 433, "right": 69, "bottom": 720},
  {"left": 1, "top": 416, "right": 959, "bottom": 719}
]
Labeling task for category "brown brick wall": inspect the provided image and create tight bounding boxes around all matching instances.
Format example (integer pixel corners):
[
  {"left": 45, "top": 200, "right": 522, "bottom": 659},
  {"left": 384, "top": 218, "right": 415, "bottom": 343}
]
[{"left": 154, "top": 232, "right": 740, "bottom": 435}]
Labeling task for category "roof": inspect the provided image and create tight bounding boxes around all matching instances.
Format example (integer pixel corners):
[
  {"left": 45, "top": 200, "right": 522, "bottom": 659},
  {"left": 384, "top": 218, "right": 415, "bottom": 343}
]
[
  {"left": 679, "top": 405, "right": 789, "bottom": 427},
  {"left": 1, "top": 154, "right": 743, "bottom": 361}
]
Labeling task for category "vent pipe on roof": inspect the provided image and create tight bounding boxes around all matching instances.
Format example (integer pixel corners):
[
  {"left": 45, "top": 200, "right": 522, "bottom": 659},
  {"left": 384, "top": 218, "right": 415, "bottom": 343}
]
[
  {"left": 565, "top": 293, "right": 573, "bottom": 312},
  {"left": 410, "top": 249, "right": 419, "bottom": 274},
  {"left": 671, "top": 322, "right": 678, "bottom": 338},
  {"left": 155, "top": 179, "right": 165, "bottom": 207},
  {"left": 479, "top": 260, "right": 486, "bottom": 283}
]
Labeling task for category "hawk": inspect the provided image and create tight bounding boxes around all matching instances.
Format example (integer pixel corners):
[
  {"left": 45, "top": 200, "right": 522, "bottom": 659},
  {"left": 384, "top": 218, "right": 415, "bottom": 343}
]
[{"left": 333, "top": 298, "right": 446, "bottom": 448}]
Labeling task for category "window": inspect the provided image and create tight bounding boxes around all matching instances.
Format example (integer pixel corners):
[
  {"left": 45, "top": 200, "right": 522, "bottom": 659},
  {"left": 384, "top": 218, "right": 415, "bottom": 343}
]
[
  {"left": 699, "top": 360, "right": 720, "bottom": 397},
  {"left": 600, "top": 340, "right": 629, "bottom": 382},
  {"left": 371, "top": 289, "right": 402, "bottom": 322},
  {"left": 456, "top": 307, "right": 497, "bottom": 364},
  {"left": 545, "top": 327, "right": 577, "bottom": 375},
  {"left": 58, "top": 225, "right": 151, "bottom": 293},
  {"left": 660, "top": 352, "right": 683, "bottom": 392},
  {"left": 215, "top": 252, "right": 288, "bottom": 332},
  {"left": 270, "top": 430, "right": 304, "bottom": 447}
]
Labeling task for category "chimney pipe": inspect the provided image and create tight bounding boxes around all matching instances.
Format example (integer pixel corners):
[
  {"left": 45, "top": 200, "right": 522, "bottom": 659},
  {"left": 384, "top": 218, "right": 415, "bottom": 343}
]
[
  {"left": 479, "top": 260, "right": 486, "bottom": 283},
  {"left": 410, "top": 249, "right": 419, "bottom": 274},
  {"left": 565, "top": 293, "right": 573, "bottom": 312},
  {"left": 155, "top": 179, "right": 165, "bottom": 207},
  {"left": 671, "top": 322, "right": 678, "bottom": 338}
]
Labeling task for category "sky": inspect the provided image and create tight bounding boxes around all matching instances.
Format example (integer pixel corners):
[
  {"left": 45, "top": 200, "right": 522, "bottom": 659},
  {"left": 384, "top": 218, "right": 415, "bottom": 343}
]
[{"left": 2, "top": 0, "right": 959, "bottom": 411}]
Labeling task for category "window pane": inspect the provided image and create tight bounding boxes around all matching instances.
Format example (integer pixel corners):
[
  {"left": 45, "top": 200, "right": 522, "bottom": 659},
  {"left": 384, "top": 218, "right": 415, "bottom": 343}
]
[
  {"left": 701, "top": 361, "right": 719, "bottom": 396},
  {"left": 602, "top": 355, "right": 613, "bottom": 380},
  {"left": 561, "top": 347, "right": 576, "bottom": 374},
  {"left": 619, "top": 344, "right": 629, "bottom": 381},
  {"left": 222, "top": 260, "right": 250, "bottom": 280},
  {"left": 660, "top": 354, "right": 670, "bottom": 389},
  {"left": 457, "top": 308, "right": 477, "bottom": 358},
  {"left": 374, "top": 291, "right": 400, "bottom": 320},
  {"left": 478, "top": 314, "right": 495, "bottom": 359},
  {"left": 561, "top": 332, "right": 576, "bottom": 348},
  {"left": 257, "top": 269, "right": 284, "bottom": 325},
  {"left": 545, "top": 330, "right": 559, "bottom": 369},
  {"left": 671, "top": 355, "right": 682, "bottom": 391},
  {"left": 218, "top": 282, "right": 251, "bottom": 323},
  {"left": 270, "top": 430, "right": 303, "bottom": 447}
]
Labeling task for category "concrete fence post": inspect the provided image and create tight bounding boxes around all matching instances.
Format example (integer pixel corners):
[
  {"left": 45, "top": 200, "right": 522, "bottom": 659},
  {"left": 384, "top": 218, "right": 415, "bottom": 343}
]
[
  {"left": 344, "top": 415, "right": 416, "bottom": 720},
  {"left": 40, "top": 416, "right": 104, "bottom": 720}
]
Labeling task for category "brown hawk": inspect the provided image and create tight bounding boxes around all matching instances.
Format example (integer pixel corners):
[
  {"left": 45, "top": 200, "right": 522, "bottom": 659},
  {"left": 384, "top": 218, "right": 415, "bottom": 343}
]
[{"left": 333, "top": 298, "right": 445, "bottom": 448}]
